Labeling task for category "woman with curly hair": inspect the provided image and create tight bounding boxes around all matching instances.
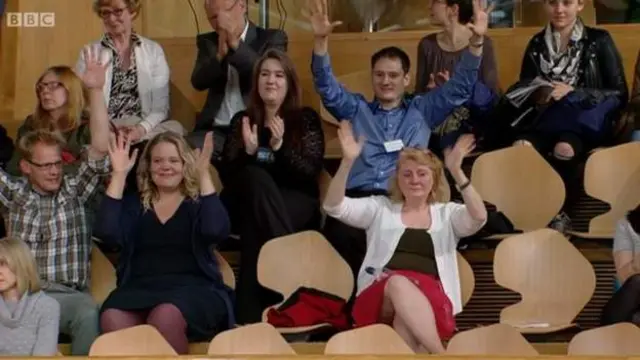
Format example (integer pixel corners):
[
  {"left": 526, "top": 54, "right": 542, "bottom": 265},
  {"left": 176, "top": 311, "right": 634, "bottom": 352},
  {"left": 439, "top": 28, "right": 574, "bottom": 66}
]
[{"left": 92, "top": 131, "right": 233, "bottom": 353}]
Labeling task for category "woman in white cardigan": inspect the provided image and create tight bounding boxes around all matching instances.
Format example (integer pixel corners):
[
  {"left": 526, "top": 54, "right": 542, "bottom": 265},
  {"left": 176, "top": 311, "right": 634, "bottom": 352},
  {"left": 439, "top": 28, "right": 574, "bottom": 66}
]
[
  {"left": 323, "top": 122, "right": 487, "bottom": 353},
  {"left": 75, "top": 0, "right": 184, "bottom": 143}
]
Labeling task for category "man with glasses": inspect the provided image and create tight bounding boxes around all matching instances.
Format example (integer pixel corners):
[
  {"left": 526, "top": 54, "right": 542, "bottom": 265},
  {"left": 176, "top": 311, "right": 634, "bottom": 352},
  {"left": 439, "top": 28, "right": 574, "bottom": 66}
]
[
  {"left": 0, "top": 49, "right": 111, "bottom": 355},
  {"left": 188, "top": 0, "right": 288, "bottom": 161}
]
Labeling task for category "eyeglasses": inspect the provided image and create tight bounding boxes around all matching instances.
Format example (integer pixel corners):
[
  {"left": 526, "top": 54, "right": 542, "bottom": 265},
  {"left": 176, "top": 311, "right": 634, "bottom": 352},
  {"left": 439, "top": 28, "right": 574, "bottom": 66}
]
[
  {"left": 98, "top": 7, "right": 127, "bottom": 19},
  {"left": 35, "top": 81, "right": 63, "bottom": 93},
  {"left": 27, "top": 160, "right": 63, "bottom": 171}
]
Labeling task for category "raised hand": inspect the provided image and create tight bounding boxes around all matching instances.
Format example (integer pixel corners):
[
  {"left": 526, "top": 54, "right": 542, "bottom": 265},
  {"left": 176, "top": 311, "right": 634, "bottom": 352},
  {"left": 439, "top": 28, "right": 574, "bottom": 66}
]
[
  {"left": 338, "top": 121, "right": 365, "bottom": 161},
  {"left": 467, "top": 0, "right": 494, "bottom": 38},
  {"left": 241, "top": 116, "right": 259, "bottom": 155},
  {"left": 108, "top": 133, "right": 138, "bottom": 174},
  {"left": 268, "top": 115, "right": 285, "bottom": 151},
  {"left": 302, "top": 0, "right": 343, "bottom": 37},
  {"left": 194, "top": 131, "right": 214, "bottom": 176},
  {"left": 444, "top": 134, "right": 476, "bottom": 172},
  {"left": 81, "top": 45, "right": 108, "bottom": 90}
]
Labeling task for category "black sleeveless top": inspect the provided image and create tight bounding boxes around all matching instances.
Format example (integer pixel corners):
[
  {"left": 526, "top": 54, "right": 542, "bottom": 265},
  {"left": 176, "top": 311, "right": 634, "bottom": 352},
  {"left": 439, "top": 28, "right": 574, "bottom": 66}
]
[{"left": 385, "top": 228, "right": 439, "bottom": 277}]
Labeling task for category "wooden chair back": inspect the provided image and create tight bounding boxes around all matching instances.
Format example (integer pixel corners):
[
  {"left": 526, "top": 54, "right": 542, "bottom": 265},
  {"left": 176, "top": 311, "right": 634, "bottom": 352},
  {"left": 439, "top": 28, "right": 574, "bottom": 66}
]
[
  {"left": 257, "top": 231, "right": 354, "bottom": 304},
  {"left": 90, "top": 246, "right": 116, "bottom": 305},
  {"left": 324, "top": 324, "right": 414, "bottom": 354},
  {"left": 207, "top": 323, "right": 295, "bottom": 355},
  {"left": 494, "top": 229, "right": 596, "bottom": 332},
  {"left": 568, "top": 322, "right": 640, "bottom": 355},
  {"left": 446, "top": 323, "right": 538, "bottom": 355},
  {"left": 471, "top": 145, "right": 565, "bottom": 231},
  {"left": 457, "top": 252, "right": 475, "bottom": 307},
  {"left": 214, "top": 250, "right": 235, "bottom": 289},
  {"left": 89, "top": 325, "right": 177, "bottom": 355},
  {"left": 581, "top": 142, "right": 640, "bottom": 237}
]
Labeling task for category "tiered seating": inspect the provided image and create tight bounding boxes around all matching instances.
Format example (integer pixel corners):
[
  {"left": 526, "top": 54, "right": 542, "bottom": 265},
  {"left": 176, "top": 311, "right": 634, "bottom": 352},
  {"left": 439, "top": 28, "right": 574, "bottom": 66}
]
[
  {"left": 494, "top": 229, "right": 596, "bottom": 334},
  {"left": 324, "top": 324, "right": 414, "bottom": 355},
  {"left": 446, "top": 324, "right": 538, "bottom": 355},
  {"left": 470, "top": 146, "right": 566, "bottom": 239},
  {"left": 257, "top": 231, "right": 353, "bottom": 335},
  {"left": 207, "top": 323, "right": 295, "bottom": 355}
]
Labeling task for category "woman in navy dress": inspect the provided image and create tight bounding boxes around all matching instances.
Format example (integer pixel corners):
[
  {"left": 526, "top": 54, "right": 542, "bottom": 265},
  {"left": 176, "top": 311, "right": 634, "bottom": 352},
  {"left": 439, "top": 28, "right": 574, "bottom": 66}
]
[{"left": 93, "top": 131, "right": 233, "bottom": 354}]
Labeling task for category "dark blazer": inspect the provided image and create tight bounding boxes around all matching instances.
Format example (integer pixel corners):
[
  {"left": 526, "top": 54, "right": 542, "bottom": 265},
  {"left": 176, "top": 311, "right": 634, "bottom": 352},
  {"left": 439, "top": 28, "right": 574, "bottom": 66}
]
[
  {"left": 93, "top": 193, "right": 235, "bottom": 328},
  {"left": 191, "top": 22, "right": 288, "bottom": 131},
  {"left": 520, "top": 26, "right": 628, "bottom": 112}
]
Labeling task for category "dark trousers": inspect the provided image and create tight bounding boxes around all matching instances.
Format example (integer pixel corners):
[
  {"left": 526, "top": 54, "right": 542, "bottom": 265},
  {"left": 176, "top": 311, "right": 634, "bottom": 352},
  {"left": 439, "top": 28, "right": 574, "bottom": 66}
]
[
  {"left": 222, "top": 165, "right": 321, "bottom": 324},
  {"left": 601, "top": 274, "right": 640, "bottom": 325},
  {"left": 322, "top": 189, "right": 388, "bottom": 301}
]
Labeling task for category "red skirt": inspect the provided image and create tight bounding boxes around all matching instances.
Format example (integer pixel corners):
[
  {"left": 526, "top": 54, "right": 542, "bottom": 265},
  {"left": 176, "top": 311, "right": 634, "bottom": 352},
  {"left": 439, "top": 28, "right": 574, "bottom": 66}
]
[{"left": 352, "top": 270, "right": 455, "bottom": 340}]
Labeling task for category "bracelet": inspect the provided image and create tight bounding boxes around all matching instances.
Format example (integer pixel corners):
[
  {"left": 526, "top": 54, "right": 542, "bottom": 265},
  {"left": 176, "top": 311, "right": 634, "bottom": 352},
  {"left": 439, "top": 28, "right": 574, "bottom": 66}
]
[
  {"left": 469, "top": 41, "right": 484, "bottom": 48},
  {"left": 457, "top": 180, "right": 472, "bottom": 191}
]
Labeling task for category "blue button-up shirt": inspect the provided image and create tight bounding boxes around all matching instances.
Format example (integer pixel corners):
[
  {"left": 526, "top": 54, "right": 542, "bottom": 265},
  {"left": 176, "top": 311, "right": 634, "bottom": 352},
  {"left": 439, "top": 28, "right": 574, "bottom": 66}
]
[{"left": 312, "top": 50, "right": 482, "bottom": 191}]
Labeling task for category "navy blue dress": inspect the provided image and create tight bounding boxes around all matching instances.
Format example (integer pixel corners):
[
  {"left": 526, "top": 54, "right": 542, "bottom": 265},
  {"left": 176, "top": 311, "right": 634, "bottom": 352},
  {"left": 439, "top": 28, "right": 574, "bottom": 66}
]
[{"left": 100, "top": 200, "right": 228, "bottom": 340}]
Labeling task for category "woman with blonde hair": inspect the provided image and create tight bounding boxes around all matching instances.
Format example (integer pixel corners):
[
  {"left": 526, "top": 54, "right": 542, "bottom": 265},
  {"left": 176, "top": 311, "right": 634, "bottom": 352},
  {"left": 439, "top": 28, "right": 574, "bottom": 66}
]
[
  {"left": 323, "top": 122, "right": 487, "bottom": 353},
  {"left": 93, "top": 131, "right": 233, "bottom": 354},
  {"left": 0, "top": 238, "right": 60, "bottom": 355},
  {"left": 6, "top": 66, "right": 90, "bottom": 175}
]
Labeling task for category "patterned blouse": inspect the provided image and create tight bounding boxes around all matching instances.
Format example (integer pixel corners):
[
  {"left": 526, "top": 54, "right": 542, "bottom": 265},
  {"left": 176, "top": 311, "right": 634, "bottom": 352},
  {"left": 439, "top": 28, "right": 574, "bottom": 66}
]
[{"left": 101, "top": 33, "right": 143, "bottom": 121}]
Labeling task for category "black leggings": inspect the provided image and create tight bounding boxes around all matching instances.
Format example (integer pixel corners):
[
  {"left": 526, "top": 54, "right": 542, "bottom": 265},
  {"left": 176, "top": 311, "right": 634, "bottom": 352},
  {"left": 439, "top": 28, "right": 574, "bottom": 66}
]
[{"left": 601, "top": 274, "right": 640, "bottom": 325}]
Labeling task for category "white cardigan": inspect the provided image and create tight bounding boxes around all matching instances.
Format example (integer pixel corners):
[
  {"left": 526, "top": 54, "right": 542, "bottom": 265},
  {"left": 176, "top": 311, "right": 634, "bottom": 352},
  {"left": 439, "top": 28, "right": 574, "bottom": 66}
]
[
  {"left": 75, "top": 35, "right": 170, "bottom": 134},
  {"left": 324, "top": 196, "right": 486, "bottom": 314}
]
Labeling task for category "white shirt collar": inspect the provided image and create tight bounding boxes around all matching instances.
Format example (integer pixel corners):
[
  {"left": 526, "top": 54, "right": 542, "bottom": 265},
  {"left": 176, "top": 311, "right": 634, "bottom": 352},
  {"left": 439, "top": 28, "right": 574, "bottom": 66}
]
[{"left": 240, "top": 20, "right": 249, "bottom": 41}]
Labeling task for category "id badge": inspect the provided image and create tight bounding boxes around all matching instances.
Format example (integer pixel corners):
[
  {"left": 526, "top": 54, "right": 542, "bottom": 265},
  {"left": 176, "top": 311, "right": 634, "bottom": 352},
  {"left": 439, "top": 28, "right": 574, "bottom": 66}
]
[
  {"left": 383, "top": 139, "right": 404, "bottom": 153},
  {"left": 256, "top": 147, "right": 275, "bottom": 163}
]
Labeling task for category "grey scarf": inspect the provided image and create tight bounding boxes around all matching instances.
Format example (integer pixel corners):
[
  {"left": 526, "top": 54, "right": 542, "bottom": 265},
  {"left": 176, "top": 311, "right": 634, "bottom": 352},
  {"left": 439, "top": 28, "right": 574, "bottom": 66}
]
[
  {"left": 539, "top": 18, "right": 585, "bottom": 86},
  {"left": 0, "top": 291, "right": 43, "bottom": 328}
]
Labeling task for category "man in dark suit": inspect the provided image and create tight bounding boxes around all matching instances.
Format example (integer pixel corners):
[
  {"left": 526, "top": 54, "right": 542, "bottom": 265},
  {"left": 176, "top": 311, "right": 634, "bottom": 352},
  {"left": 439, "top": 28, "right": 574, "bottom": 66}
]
[{"left": 189, "top": 0, "right": 288, "bottom": 159}]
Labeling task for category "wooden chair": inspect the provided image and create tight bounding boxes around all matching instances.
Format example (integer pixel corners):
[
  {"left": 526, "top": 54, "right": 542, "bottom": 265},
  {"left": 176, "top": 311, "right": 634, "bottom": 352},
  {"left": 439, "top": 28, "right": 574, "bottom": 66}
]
[
  {"left": 568, "top": 142, "right": 640, "bottom": 239},
  {"left": 457, "top": 252, "right": 474, "bottom": 307},
  {"left": 568, "top": 322, "right": 640, "bottom": 355},
  {"left": 214, "top": 250, "right": 235, "bottom": 289},
  {"left": 257, "top": 230, "right": 354, "bottom": 334},
  {"left": 90, "top": 246, "right": 116, "bottom": 305},
  {"left": 207, "top": 322, "right": 295, "bottom": 355},
  {"left": 494, "top": 229, "right": 596, "bottom": 333},
  {"left": 446, "top": 323, "right": 538, "bottom": 355},
  {"left": 324, "top": 324, "right": 414, "bottom": 354},
  {"left": 470, "top": 145, "right": 565, "bottom": 239},
  {"left": 89, "top": 325, "right": 177, "bottom": 355}
]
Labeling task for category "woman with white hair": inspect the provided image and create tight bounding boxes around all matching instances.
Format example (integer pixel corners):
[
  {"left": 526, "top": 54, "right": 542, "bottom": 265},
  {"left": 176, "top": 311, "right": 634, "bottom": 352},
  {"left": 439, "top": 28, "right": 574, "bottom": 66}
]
[{"left": 75, "top": 0, "right": 185, "bottom": 143}]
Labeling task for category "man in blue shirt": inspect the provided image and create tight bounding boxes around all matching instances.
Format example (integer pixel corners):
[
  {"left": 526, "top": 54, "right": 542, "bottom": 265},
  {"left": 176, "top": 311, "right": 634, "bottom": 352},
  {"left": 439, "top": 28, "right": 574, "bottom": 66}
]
[{"left": 305, "top": 0, "right": 493, "bottom": 275}]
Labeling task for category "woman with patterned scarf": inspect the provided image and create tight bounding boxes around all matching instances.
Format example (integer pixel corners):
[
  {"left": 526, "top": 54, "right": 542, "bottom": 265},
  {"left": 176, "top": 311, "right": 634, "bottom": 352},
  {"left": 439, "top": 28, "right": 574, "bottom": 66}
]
[{"left": 507, "top": 0, "right": 628, "bottom": 232}]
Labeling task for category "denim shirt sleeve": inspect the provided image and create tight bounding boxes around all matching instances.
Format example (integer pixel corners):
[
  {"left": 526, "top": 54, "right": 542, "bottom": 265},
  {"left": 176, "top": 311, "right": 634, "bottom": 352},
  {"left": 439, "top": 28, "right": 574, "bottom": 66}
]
[
  {"left": 311, "top": 53, "right": 359, "bottom": 121},
  {"left": 413, "top": 50, "right": 482, "bottom": 129}
]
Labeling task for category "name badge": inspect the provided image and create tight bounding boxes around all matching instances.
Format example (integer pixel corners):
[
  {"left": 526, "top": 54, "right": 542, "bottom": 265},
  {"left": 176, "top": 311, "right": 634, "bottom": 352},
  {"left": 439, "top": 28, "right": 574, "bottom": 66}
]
[
  {"left": 256, "top": 147, "right": 275, "bottom": 163},
  {"left": 383, "top": 139, "right": 404, "bottom": 153}
]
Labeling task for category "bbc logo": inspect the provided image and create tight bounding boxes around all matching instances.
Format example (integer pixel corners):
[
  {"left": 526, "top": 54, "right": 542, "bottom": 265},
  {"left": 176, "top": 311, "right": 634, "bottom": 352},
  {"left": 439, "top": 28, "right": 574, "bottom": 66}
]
[{"left": 5, "top": 12, "right": 55, "bottom": 27}]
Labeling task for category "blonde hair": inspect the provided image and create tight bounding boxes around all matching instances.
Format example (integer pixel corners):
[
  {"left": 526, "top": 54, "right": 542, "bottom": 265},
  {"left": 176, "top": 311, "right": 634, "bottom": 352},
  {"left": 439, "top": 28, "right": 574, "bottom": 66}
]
[
  {"left": 93, "top": 0, "right": 141, "bottom": 17},
  {"left": 137, "top": 132, "right": 200, "bottom": 210},
  {"left": 0, "top": 238, "right": 41, "bottom": 295},
  {"left": 388, "top": 148, "right": 447, "bottom": 204},
  {"left": 32, "top": 66, "right": 87, "bottom": 134},
  {"left": 17, "top": 130, "right": 66, "bottom": 161}
]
